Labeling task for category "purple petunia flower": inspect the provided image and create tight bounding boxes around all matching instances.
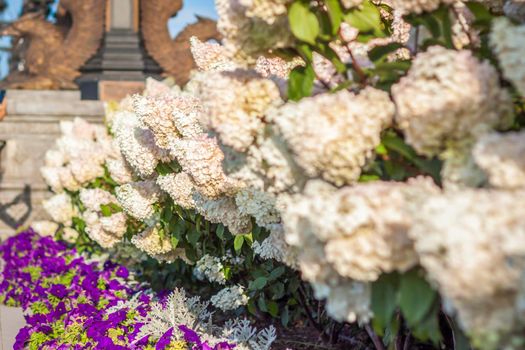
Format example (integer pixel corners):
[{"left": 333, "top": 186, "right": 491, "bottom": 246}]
[{"left": 156, "top": 327, "right": 174, "bottom": 350}]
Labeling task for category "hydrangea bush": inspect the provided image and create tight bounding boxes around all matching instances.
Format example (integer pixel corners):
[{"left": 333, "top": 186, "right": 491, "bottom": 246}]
[{"left": 24, "top": 0, "right": 525, "bottom": 349}]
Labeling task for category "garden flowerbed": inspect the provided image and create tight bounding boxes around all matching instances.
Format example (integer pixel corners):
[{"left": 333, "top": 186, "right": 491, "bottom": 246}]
[{"left": 2, "top": 0, "right": 525, "bottom": 349}]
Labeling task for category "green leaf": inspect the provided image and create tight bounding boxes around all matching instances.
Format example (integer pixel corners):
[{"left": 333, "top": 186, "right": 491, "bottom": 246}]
[
  {"left": 170, "top": 235, "right": 179, "bottom": 249},
  {"left": 99, "top": 204, "right": 112, "bottom": 217},
  {"left": 344, "top": 0, "right": 385, "bottom": 38},
  {"left": 435, "top": 6, "right": 453, "bottom": 48},
  {"left": 162, "top": 207, "right": 173, "bottom": 222},
  {"left": 281, "top": 306, "right": 290, "bottom": 327},
  {"left": 359, "top": 174, "right": 380, "bottom": 182},
  {"left": 243, "top": 233, "right": 253, "bottom": 246},
  {"left": 411, "top": 300, "right": 442, "bottom": 344},
  {"left": 465, "top": 1, "right": 493, "bottom": 24},
  {"left": 250, "top": 277, "right": 268, "bottom": 290},
  {"left": 368, "top": 42, "right": 404, "bottom": 62},
  {"left": 257, "top": 295, "right": 268, "bottom": 312},
  {"left": 269, "top": 266, "right": 286, "bottom": 281},
  {"left": 371, "top": 273, "right": 399, "bottom": 335},
  {"left": 382, "top": 132, "right": 417, "bottom": 162},
  {"left": 267, "top": 301, "right": 279, "bottom": 317},
  {"left": 216, "top": 224, "right": 225, "bottom": 240},
  {"left": 399, "top": 269, "right": 437, "bottom": 327},
  {"left": 247, "top": 299, "right": 257, "bottom": 316},
  {"left": 288, "top": 1, "right": 320, "bottom": 44},
  {"left": 187, "top": 227, "right": 201, "bottom": 247},
  {"left": 234, "top": 235, "right": 244, "bottom": 253},
  {"left": 288, "top": 65, "right": 315, "bottom": 101},
  {"left": 108, "top": 203, "right": 122, "bottom": 213},
  {"left": 270, "top": 282, "right": 285, "bottom": 300},
  {"left": 449, "top": 317, "right": 471, "bottom": 350},
  {"left": 326, "top": 0, "right": 343, "bottom": 34}
]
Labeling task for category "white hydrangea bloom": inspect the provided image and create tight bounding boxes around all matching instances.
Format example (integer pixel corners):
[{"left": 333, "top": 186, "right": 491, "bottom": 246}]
[
  {"left": 170, "top": 136, "right": 240, "bottom": 199},
  {"left": 254, "top": 55, "right": 302, "bottom": 80},
  {"left": 252, "top": 224, "right": 298, "bottom": 268},
  {"left": 190, "top": 37, "right": 237, "bottom": 72},
  {"left": 40, "top": 167, "right": 64, "bottom": 193},
  {"left": 56, "top": 137, "right": 106, "bottom": 165},
  {"left": 272, "top": 87, "right": 394, "bottom": 186},
  {"left": 235, "top": 188, "right": 280, "bottom": 228},
  {"left": 194, "top": 254, "right": 226, "bottom": 284},
  {"left": 390, "top": 0, "right": 455, "bottom": 14},
  {"left": 42, "top": 193, "right": 76, "bottom": 226},
  {"left": 316, "top": 281, "right": 372, "bottom": 323},
  {"left": 60, "top": 117, "right": 97, "bottom": 140},
  {"left": 62, "top": 227, "right": 79, "bottom": 243},
  {"left": 194, "top": 69, "right": 282, "bottom": 153},
  {"left": 284, "top": 178, "right": 437, "bottom": 282},
  {"left": 115, "top": 181, "right": 161, "bottom": 221},
  {"left": 473, "top": 131, "right": 525, "bottom": 189},
  {"left": 69, "top": 158, "right": 105, "bottom": 184},
  {"left": 79, "top": 188, "right": 117, "bottom": 213},
  {"left": 238, "top": 0, "right": 291, "bottom": 24},
  {"left": 157, "top": 172, "right": 196, "bottom": 209},
  {"left": 44, "top": 149, "right": 65, "bottom": 167},
  {"left": 392, "top": 46, "right": 513, "bottom": 157},
  {"left": 105, "top": 156, "right": 134, "bottom": 185},
  {"left": 112, "top": 111, "right": 168, "bottom": 178},
  {"left": 131, "top": 226, "right": 176, "bottom": 262},
  {"left": 210, "top": 285, "right": 249, "bottom": 311},
  {"left": 215, "top": 0, "right": 294, "bottom": 61},
  {"left": 82, "top": 211, "right": 122, "bottom": 249},
  {"left": 99, "top": 212, "right": 127, "bottom": 238},
  {"left": 409, "top": 189, "right": 525, "bottom": 341},
  {"left": 57, "top": 167, "right": 81, "bottom": 192},
  {"left": 143, "top": 77, "right": 174, "bottom": 97},
  {"left": 490, "top": 17, "right": 525, "bottom": 97},
  {"left": 194, "top": 194, "right": 252, "bottom": 235},
  {"left": 31, "top": 221, "right": 58, "bottom": 237},
  {"left": 440, "top": 143, "right": 487, "bottom": 189},
  {"left": 132, "top": 94, "right": 181, "bottom": 149}
]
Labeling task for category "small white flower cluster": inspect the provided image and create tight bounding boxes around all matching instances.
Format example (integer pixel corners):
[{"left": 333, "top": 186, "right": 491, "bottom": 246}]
[
  {"left": 194, "top": 254, "right": 227, "bottom": 284},
  {"left": 130, "top": 225, "right": 187, "bottom": 262},
  {"left": 79, "top": 188, "right": 127, "bottom": 249},
  {"left": 490, "top": 18, "right": 525, "bottom": 97},
  {"left": 473, "top": 131, "right": 525, "bottom": 189},
  {"left": 215, "top": 0, "right": 294, "bottom": 61},
  {"left": 40, "top": 118, "right": 113, "bottom": 193},
  {"left": 31, "top": 220, "right": 59, "bottom": 238},
  {"left": 210, "top": 285, "right": 249, "bottom": 311},
  {"left": 42, "top": 193, "right": 77, "bottom": 226},
  {"left": 115, "top": 180, "right": 161, "bottom": 221}
]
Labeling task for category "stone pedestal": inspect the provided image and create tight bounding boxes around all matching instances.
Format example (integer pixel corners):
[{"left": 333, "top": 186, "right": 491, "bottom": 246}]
[{"left": 0, "top": 90, "right": 104, "bottom": 239}]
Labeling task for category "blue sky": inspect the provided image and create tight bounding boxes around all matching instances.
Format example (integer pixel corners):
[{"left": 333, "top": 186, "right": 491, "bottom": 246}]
[{"left": 168, "top": 0, "right": 218, "bottom": 37}]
